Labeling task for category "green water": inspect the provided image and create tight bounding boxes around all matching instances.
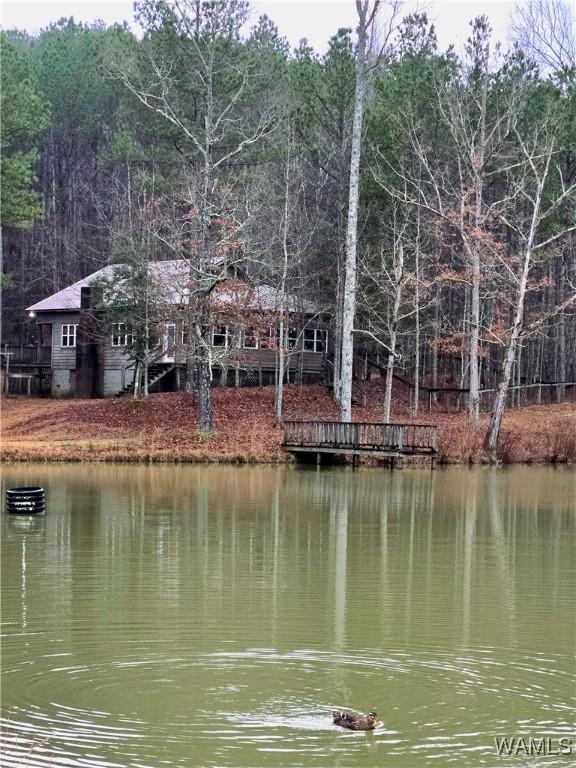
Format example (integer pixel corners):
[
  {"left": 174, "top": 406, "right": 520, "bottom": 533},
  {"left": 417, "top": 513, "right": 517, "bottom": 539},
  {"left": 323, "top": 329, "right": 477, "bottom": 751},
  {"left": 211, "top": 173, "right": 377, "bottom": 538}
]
[{"left": 1, "top": 464, "right": 574, "bottom": 767}]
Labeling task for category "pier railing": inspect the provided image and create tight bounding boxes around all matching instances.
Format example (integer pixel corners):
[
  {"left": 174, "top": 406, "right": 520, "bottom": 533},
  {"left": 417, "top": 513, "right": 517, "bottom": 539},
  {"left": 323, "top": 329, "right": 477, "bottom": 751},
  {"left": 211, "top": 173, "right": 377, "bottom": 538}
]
[{"left": 283, "top": 421, "right": 437, "bottom": 455}]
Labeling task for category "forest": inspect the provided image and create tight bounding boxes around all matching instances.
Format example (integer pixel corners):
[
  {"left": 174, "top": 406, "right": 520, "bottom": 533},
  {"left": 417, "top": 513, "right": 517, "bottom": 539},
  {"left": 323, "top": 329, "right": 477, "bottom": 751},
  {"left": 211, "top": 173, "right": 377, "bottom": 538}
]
[{"left": 1, "top": 0, "right": 575, "bottom": 456}]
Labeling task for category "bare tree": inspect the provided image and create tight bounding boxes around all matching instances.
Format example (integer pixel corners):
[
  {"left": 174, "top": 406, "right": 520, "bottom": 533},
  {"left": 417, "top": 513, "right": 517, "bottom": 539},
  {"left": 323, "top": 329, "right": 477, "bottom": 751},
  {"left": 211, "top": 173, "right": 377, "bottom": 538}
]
[
  {"left": 509, "top": 0, "right": 576, "bottom": 74},
  {"left": 372, "top": 18, "right": 526, "bottom": 425},
  {"left": 112, "top": 0, "right": 275, "bottom": 431},
  {"left": 243, "top": 117, "right": 322, "bottom": 424},
  {"left": 484, "top": 110, "right": 576, "bottom": 458},
  {"left": 358, "top": 204, "right": 433, "bottom": 422},
  {"left": 290, "top": 31, "right": 356, "bottom": 401},
  {"left": 92, "top": 171, "right": 170, "bottom": 400}
]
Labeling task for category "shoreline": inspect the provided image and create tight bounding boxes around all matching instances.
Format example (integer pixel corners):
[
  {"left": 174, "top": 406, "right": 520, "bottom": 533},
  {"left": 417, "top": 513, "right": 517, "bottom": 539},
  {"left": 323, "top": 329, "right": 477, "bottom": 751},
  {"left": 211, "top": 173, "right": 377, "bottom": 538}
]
[
  {"left": 2, "top": 453, "right": 574, "bottom": 466},
  {"left": 2, "top": 441, "right": 575, "bottom": 466},
  {"left": 2, "top": 386, "right": 576, "bottom": 466}
]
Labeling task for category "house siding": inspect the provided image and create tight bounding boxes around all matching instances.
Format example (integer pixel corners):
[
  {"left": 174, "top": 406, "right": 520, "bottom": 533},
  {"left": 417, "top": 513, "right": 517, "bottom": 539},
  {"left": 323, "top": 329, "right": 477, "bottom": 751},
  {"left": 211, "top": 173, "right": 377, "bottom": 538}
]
[
  {"left": 50, "top": 312, "right": 80, "bottom": 370},
  {"left": 45, "top": 312, "right": 80, "bottom": 396},
  {"left": 40, "top": 310, "right": 134, "bottom": 397},
  {"left": 103, "top": 367, "right": 132, "bottom": 396},
  {"left": 102, "top": 340, "right": 133, "bottom": 395},
  {"left": 52, "top": 368, "right": 75, "bottom": 396},
  {"left": 103, "top": 343, "right": 132, "bottom": 368},
  {"left": 35, "top": 310, "right": 328, "bottom": 397}
]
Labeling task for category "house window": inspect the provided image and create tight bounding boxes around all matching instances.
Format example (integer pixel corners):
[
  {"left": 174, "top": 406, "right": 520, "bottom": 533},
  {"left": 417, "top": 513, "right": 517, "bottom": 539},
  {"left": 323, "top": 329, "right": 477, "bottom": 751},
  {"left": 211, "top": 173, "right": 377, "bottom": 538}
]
[
  {"left": 61, "top": 324, "right": 77, "bottom": 347},
  {"left": 259, "top": 327, "right": 276, "bottom": 349},
  {"left": 243, "top": 328, "right": 258, "bottom": 349},
  {"left": 212, "top": 326, "right": 230, "bottom": 347},
  {"left": 303, "top": 328, "right": 328, "bottom": 353},
  {"left": 111, "top": 323, "right": 133, "bottom": 347},
  {"left": 278, "top": 327, "right": 298, "bottom": 349}
]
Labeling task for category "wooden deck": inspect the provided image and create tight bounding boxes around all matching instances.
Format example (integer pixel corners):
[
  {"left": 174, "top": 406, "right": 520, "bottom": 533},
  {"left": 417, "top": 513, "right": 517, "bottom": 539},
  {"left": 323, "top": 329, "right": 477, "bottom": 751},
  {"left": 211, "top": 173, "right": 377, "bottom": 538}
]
[{"left": 283, "top": 420, "right": 437, "bottom": 463}]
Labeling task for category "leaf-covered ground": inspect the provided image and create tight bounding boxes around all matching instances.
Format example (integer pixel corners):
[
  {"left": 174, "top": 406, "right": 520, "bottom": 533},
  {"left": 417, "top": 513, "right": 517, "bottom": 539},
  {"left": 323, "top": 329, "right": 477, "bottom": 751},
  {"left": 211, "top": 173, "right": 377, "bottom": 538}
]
[{"left": 2, "top": 383, "right": 575, "bottom": 464}]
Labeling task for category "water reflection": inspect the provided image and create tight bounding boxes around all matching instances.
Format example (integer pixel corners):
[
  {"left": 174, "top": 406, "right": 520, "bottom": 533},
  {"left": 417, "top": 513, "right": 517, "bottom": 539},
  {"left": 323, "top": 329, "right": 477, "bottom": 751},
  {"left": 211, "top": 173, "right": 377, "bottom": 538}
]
[
  {"left": 4, "top": 510, "right": 46, "bottom": 540},
  {"left": 1, "top": 464, "right": 575, "bottom": 767}
]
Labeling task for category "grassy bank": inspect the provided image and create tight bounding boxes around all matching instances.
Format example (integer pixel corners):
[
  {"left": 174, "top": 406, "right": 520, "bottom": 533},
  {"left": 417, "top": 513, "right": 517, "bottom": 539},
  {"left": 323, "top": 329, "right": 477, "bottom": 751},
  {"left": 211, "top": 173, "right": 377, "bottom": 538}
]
[{"left": 2, "top": 384, "right": 575, "bottom": 464}]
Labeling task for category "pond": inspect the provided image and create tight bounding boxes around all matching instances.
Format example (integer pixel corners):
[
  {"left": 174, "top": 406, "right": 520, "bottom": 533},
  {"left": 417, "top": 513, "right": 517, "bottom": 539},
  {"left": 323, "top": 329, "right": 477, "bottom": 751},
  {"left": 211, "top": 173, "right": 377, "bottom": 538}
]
[{"left": 1, "top": 464, "right": 575, "bottom": 767}]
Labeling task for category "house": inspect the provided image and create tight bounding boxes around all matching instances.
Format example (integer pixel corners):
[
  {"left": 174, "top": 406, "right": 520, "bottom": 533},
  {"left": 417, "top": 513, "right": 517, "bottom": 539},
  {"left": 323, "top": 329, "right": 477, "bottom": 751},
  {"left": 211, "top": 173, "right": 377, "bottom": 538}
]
[{"left": 23, "top": 259, "right": 330, "bottom": 397}]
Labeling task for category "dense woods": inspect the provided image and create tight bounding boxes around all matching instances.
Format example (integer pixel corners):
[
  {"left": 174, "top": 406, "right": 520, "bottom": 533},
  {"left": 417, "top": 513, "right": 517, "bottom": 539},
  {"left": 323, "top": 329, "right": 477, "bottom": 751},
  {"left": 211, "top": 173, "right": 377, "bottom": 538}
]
[{"left": 2, "top": 0, "right": 575, "bottom": 453}]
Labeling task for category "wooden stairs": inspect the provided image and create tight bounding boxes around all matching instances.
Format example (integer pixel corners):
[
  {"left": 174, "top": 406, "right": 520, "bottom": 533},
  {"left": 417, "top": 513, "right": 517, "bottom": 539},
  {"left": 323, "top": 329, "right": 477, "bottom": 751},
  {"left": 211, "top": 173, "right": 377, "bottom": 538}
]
[
  {"left": 322, "top": 355, "right": 368, "bottom": 407},
  {"left": 120, "top": 363, "right": 176, "bottom": 395}
]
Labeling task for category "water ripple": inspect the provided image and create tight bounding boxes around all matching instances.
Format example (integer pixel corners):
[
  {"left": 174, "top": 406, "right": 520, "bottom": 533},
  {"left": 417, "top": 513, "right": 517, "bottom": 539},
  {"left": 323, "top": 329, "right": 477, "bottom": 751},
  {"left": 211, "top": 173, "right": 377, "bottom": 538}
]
[{"left": 2, "top": 645, "right": 574, "bottom": 767}]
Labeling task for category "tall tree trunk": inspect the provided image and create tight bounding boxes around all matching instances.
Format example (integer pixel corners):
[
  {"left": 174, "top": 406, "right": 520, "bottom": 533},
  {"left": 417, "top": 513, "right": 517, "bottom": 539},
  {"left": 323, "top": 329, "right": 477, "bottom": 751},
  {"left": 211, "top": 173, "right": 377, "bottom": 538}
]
[
  {"left": 197, "top": 339, "right": 213, "bottom": 432},
  {"left": 383, "top": 340, "right": 397, "bottom": 424},
  {"left": 133, "top": 361, "right": 141, "bottom": 400},
  {"left": 383, "top": 239, "right": 403, "bottom": 423},
  {"left": 484, "top": 263, "right": 528, "bottom": 457},
  {"left": 468, "top": 253, "right": 481, "bottom": 422},
  {"left": 556, "top": 255, "right": 566, "bottom": 401},
  {"left": 333, "top": 129, "right": 349, "bottom": 400},
  {"left": 431, "top": 284, "right": 440, "bottom": 402},
  {"left": 275, "top": 321, "right": 286, "bottom": 423},
  {"left": 412, "top": 213, "right": 421, "bottom": 417},
  {"left": 469, "top": 40, "right": 490, "bottom": 425},
  {"left": 195, "top": 55, "right": 216, "bottom": 433},
  {"left": 340, "top": 0, "right": 375, "bottom": 422},
  {"left": 274, "top": 137, "right": 292, "bottom": 425},
  {"left": 333, "top": 256, "right": 344, "bottom": 400},
  {"left": 485, "top": 166, "right": 549, "bottom": 458}
]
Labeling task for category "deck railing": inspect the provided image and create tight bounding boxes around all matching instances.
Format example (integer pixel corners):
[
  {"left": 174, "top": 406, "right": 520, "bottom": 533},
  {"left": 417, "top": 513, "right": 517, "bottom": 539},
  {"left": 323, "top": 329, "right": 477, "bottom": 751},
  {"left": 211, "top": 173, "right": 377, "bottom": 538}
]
[
  {"left": 283, "top": 420, "right": 437, "bottom": 454},
  {"left": 1, "top": 345, "right": 51, "bottom": 365}
]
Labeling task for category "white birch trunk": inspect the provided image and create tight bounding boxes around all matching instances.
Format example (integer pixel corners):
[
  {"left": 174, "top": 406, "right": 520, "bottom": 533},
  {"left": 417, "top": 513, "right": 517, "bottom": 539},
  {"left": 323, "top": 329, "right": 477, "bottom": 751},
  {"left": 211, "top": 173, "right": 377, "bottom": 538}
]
[
  {"left": 275, "top": 139, "right": 291, "bottom": 425},
  {"left": 133, "top": 361, "right": 141, "bottom": 400},
  {"left": 412, "top": 213, "right": 420, "bottom": 417},
  {"left": 333, "top": 131, "right": 349, "bottom": 401},
  {"left": 485, "top": 165, "right": 549, "bottom": 458},
  {"left": 339, "top": 1, "right": 374, "bottom": 422},
  {"left": 275, "top": 321, "right": 286, "bottom": 423},
  {"left": 468, "top": 48, "right": 489, "bottom": 426},
  {"left": 484, "top": 254, "right": 530, "bottom": 457},
  {"left": 383, "top": 239, "right": 403, "bottom": 423},
  {"left": 468, "top": 253, "right": 481, "bottom": 422},
  {"left": 556, "top": 258, "right": 566, "bottom": 401},
  {"left": 383, "top": 341, "right": 396, "bottom": 424}
]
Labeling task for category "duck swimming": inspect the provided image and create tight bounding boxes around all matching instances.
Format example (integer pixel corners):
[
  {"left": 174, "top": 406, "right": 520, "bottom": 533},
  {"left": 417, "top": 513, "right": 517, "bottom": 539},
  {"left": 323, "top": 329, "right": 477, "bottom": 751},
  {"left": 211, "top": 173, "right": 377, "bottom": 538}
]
[{"left": 332, "top": 710, "right": 381, "bottom": 730}]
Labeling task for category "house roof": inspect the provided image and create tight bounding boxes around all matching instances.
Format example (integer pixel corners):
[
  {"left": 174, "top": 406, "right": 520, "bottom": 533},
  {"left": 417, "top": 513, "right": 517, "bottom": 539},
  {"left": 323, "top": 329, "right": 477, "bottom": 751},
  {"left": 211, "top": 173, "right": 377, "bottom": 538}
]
[
  {"left": 27, "top": 266, "right": 115, "bottom": 312},
  {"left": 212, "top": 282, "right": 317, "bottom": 314},
  {"left": 27, "top": 260, "right": 319, "bottom": 315}
]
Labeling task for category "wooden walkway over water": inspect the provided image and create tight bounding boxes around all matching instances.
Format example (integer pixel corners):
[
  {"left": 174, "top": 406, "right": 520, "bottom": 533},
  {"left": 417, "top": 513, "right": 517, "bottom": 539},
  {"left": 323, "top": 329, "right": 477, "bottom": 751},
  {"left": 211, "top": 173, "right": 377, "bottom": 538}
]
[{"left": 283, "top": 421, "right": 437, "bottom": 465}]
